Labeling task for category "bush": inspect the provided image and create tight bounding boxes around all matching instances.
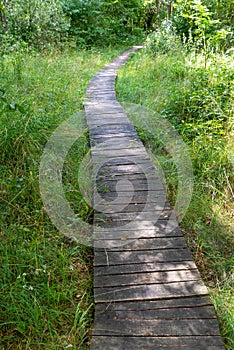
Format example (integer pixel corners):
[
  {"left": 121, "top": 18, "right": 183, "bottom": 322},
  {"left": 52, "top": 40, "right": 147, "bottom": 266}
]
[
  {"left": 0, "top": 0, "right": 70, "bottom": 50},
  {"left": 146, "top": 20, "right": 182, "bottom": 55},
  {"left": 61, "top": 0, "right": 145, "bottom": 47}
]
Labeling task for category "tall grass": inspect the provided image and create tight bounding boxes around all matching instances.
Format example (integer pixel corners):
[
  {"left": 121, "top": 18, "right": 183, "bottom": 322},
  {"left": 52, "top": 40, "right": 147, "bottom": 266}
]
[
  {"left": 0, "top": 47, "right": 124, "bottom": 349},
  {"left": 116, "top": 48, "right": 234, "bottom": 349}
]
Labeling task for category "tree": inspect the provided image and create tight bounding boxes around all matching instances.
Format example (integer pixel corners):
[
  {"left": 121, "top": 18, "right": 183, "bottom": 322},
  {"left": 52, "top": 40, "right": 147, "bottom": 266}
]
[
  {"left": 0, "top": 0, "right": 69, "bottom": 49},
  {"left": 61, "top": 0, "right": 145, "bottom": 46},
  {"left": 0, "top": 0, "right": 7, "bottom": 25}
]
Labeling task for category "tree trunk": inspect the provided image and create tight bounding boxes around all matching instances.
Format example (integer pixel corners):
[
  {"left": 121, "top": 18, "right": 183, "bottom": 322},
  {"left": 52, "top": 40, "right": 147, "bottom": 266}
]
[
  {"left": 156, "top": 0, "right": 160, "bottom": 26},
  {"left": 0, "top": 0, "right": 7, "bottom": 25},
  {"left": 167, "top": 3, "right": 172, "bottom": 20}
]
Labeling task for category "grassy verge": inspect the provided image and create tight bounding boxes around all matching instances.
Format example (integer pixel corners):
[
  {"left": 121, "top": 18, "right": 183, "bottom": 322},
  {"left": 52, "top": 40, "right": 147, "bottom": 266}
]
[
  {"left": 116, "top": 48, "right": 234, "bottom": 349},
  {"left": 0, "top": 47, "right": 125, "bottom": 349}
]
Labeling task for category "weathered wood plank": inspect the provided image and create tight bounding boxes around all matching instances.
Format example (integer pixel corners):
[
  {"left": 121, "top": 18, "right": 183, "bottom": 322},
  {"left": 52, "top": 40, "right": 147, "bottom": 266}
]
[
  {"left": 94, "top": 237, "right": 186, "bottom": 251},
  {"left": 91, "top": 155, "right": 152, "bottom": 168},
  {"left": 91, "top": 140, "right": 144, "bottom": 151},
  {"left": 95, "top": 172, "right": 159, "bottom": 181},
  {"left": 90, "top": 134, "right": 139, "bottom": 143},
  {"left": 95, "top": 194, "right": 167, "bottom": 206},
  {"left": 90, "top": 336, "right": 224, "bottom": 349},
  {"left": 93, "top": 163, "right": 156, "bottom": 174},
  {"left": 90, "top": 124, "right": 137, "bottom": 134},
  {"left": 94, "top": 305, "right": 217, "bottom": 319},
  {"left": 93, "top": 230, "right": 184, "bottom": 248},
  {"left": 94, "top": 269, "right": 201, "bottom": 288},
  {"left": 91, "top": 148, "right": 148, "bottom": 157},
  {"left": 95, "top": 203, "right": 169, "bottom": 214},
  {"left": 93, "top": 220, "right": 180, "bottom": 236},
  {"left": 94, "top": 211, "right": 174, "bottom": 223},
  {"left": 92, "top": 318, "right": 219, "bottom": 336},
  {"left": 94, "top": 280, "right": 208, "bottom": 302},
  {"left": 94, "top": 261, "right": 196, "bottom": 276},
  {"left": 94, "top": 248, "right": 192, "bottom": 266},
  {"left": 95, "top": 295, "right": 213, "bottom": 311}
]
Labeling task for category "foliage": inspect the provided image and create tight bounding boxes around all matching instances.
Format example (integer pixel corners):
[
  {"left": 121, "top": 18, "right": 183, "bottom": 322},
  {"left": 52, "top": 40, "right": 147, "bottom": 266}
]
[
  {"left": 0, "top": 0, "right": 69, "bottom": 50},
  {"left": 205, "top": 0, "right": 234, "bottom": 27},
  {"left": 61, "top": 0, "right": 145, "bottom": 47},
  {"left": 1, "top": 0, "right": 233, "bottom": 50},
  {"left": 146, "top": 20, "right": 182, "bottom": 54},
  {"left": 173, "top": 0, "right": 232, "bottom": 52}
]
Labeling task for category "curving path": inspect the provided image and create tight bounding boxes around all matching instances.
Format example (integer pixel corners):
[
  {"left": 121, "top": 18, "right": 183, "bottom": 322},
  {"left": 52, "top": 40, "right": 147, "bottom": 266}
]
[{"left": 84, "top": 47, "right": 225, "bottom": 349}]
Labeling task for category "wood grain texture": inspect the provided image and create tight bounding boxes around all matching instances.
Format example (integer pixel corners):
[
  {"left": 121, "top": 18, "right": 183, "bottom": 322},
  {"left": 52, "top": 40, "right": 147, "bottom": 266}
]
[
  {"left": 94, "top": 280, "right": 208, "bottom": 302},
  {"left": 91, "top": 336, "right": 224, "bottom": 350},
  {"left": 92, "top": 318, "right": 220, "bottom": 336},
  {"left": 95, "top": 295, "right": 213, "bottom": 311}
]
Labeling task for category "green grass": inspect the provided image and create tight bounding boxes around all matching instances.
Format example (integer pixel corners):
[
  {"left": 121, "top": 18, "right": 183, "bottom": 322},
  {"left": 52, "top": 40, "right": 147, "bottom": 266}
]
[
  {"left": 116, "top": 48, "right": 234, "bottom": 349},
  {"left": 0, "top": 47, "right": 126, "bottom": 349}
]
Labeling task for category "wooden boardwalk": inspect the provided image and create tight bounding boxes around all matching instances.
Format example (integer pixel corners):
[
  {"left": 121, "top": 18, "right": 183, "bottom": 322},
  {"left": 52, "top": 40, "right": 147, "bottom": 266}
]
[{"left": 84, "top": 47, "right": 225, "bottom": 349}]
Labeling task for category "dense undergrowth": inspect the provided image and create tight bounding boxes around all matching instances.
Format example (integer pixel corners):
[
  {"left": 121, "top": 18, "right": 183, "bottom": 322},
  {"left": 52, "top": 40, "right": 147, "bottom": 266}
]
[
  {"left": 116, "top": 46, "right": 234, "bottom": 349},
  {"left": 0, "top": 47, "right": 125, "bottom": 349}
]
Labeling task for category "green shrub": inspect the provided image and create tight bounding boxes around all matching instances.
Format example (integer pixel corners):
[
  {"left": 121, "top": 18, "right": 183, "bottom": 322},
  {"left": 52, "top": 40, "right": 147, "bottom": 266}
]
[
  {"left": 146, "top": 20, "right": 182, "bottom": 55},
  {"left": 0, "top": 0, "right": 70, "bottom": 50},
  {"left": 61, "top": 0, "right": 145, "bottom": 47}
]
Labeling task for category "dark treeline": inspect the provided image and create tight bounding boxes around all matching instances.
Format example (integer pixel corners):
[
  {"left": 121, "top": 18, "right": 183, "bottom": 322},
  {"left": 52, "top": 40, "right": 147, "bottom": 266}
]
[{"left": 0, "top": 0, "right": 233, "bottom": 51}]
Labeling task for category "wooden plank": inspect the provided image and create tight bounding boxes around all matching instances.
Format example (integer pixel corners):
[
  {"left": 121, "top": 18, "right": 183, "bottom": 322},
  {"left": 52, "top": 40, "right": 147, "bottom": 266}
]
[
  {"left": 87, "top": 87, "right": 115, "bottom": 92},
  {"left": 94, "top": 195, "right": 166, "bottom": 205},
  {"left": 87, "top": 91, "right": 116, "bottom": 96},
  {"left": 90, "top": 137, "right": 142, "bottom": 147},
  {"left": 94, "top": 163, "right": 156, "bottom": 172},
  {"left": 94, "top": 280, "right": 208, "bottom": 302},
  {"left": 93, "top": 237, "right": 184, "bottom": 249},
  {"left": 94, "top": 194, "right": 167, "bottom": 205},
  {"left": 94, "top": 269, "right": 201, "bottom": 288},
  {"left": 94, "top": 211, "right": 174, "bottom": 223},
  {"left": 94, "top": 237, "right": 186, "bottom": 251},
  {"left": 95, "top": 203, "right": 169, "bottom": 214},
  {"left": 90, "top": 130, "right": 139, "bottom": 139},
  {"left": 93, "top": 229, "right": 183, "bottom": 243},
  {"left": 88, "top": 118, "right": 130, "bottom": 127},
  {"left": 94, "top": 305, "right": 217, "bottom": 319},
  {"left": 92, "top": 318, "right": 219, "bottom": 336},
  {"left": 95, "top": 295, "right": 213, "bottom": 311},
  {"left": 86, "top": 112, "right": 127, "bottom": 119},
  {"left": 86, "top": 111, "right": 127, "bottom": 118},
  {"left": 90, "top": 133, "right": 139, "bottom": 141},
  {"left": 95, "top": 171, "right": 158, "bottom": 180},
  {"left": 94, "top": 261, "right": 197, "bottom": 276},
  {"left": 92, "top": 154, "right": 151, "bottom": 163},
  {"left": 90, "top": 336, "right": 224, "bottom": 349},
  {"left": 87, "top": 96, "right": 117, "bottom": 102},
  {"left": 91, "top": 148, "right": 148, "bottom": 157},
  {"left": 93, "top": 219, "right": 180, "bottom": 234},
  {"left": 93, "top": 163, "right": 159, "bottom": 174},
  {"left": 95, "top": 178, "right": 162, "bottom": 189},
  {"left": 85, "top": 102, "right": 123, "bottom": 109},
  {"left": 91, "top": 155, "right": 152, "bottom": 167},
  {"left": 90, "top": 124, "right": 137, "bottom": 134},
  {"left": 94, "top": 248, "right": 192, "bottom": 266},
  {"left": 86, "top": 94, "right": 116, "bottom": 99}
]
